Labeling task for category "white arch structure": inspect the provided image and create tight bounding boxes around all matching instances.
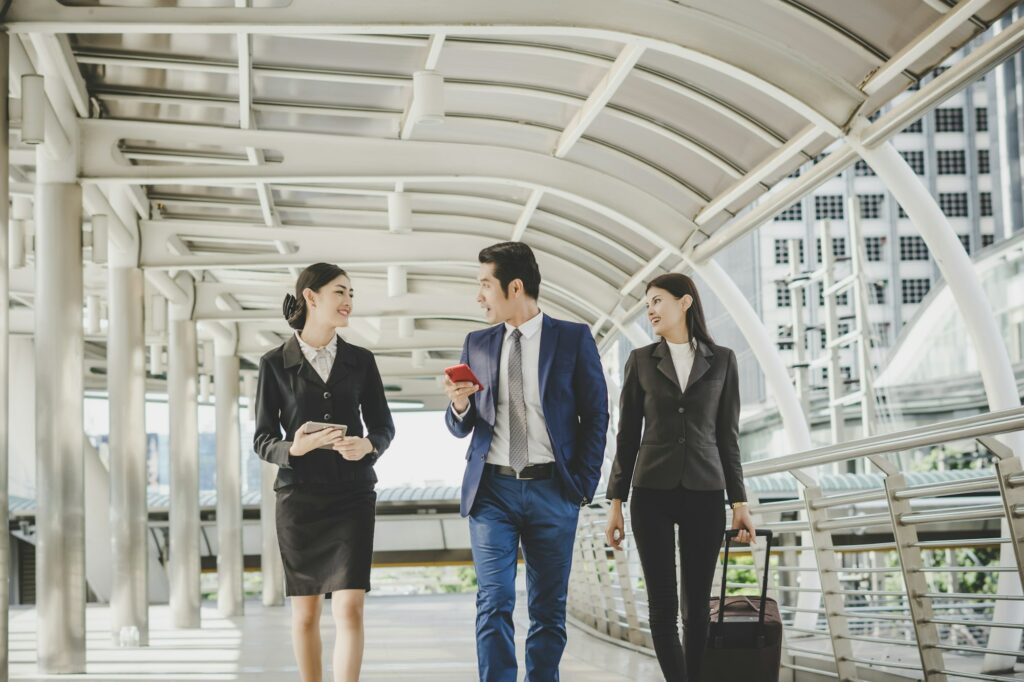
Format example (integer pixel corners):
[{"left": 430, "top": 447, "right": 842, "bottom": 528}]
[{"left": 2, "top": 0, "right": 1024, "bottom": 677}]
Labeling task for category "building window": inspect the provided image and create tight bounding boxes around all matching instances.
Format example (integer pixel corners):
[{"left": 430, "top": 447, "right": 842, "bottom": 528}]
[
  {"left": 900, "top": 235, "right": 929, "bottom": 261},
  {"left": 773, "top": 239, "right": 805, "bottom": 265},
  {"left": 858, "top": 194, "right": 885, "bottom": 219},
  {"left": 865, "top": 236, "right": 884, "bottom": 262},
  {"left": 898, "top": 203, "right": 909, "bottom": 219},
  {"left": 815, "top": 195, "right": 844, "bottom": 220},
  {"left": 903, "top": 118, "right": 923, "bottom": 133},
  {"left": 815, "top": 236, "right": 847, "bottom": 263},
  {"left": 982, "top": 234, "right": 995, "bottom": 247},
  {"left": 901, "top": 278, "right": 931, "bottom": 304},
  {"left": 774, "top": 203, "right": 803, "bottom": 221},
  {"left": 939, "top": 192, "right": 969, "bottom": 217},
  {"left": 935, "top": 107, "right": 964, "bottom": 132},
  {"left": 937, "top": 149, "right": 966, "bottom": 175},
  {"left": 870, "top": 281, "right": 887, "bottom": 305},
  {"left": 980, "top": 192, "right": 993, "bottom": 217},
  {"left": 776, "top": 283, "right": 791, "bottom": 308},
  {"left": 833, "top": 237, "right": 847, "bottom": 258},
  {"left": 777, "top": 284, "right": 808, "bottom": 308},
  {"left": 975, "top": 107, "right": 988, "bottom": 132},
  {"left": 978, "top": 149, "right": 990, "bottom": 174},
  {"left": 854, "top": 160, "right": 876, "bottom": 177},
  {"left": 958, "top": 234, "right": 971, "bottom": 255},
  {"left": 900, "top": 150, "right": 925, "bottom": 175}
]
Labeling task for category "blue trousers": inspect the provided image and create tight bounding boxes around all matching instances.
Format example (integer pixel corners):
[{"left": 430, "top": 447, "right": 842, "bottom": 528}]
[{"left": 468, "top": 467, "right": 581, "bottom": 682}]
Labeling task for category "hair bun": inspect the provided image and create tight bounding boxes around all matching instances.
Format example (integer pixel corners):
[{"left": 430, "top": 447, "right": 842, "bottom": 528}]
[{"left": 282, "top": 293, "right": 298, "bottom": 320}]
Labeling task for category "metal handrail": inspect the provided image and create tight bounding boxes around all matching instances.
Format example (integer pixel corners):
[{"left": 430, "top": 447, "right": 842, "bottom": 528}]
[
  {"left": 568, "top": 406, "right": 1024, "bottom": 682},
  {"left": 743, "top": 406, "right": 1024, "bottom": 477}
]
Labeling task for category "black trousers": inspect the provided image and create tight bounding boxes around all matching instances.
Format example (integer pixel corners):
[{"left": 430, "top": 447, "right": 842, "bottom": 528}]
[{"left": 630, "top": 485, "right": 726, "bottom": 682}]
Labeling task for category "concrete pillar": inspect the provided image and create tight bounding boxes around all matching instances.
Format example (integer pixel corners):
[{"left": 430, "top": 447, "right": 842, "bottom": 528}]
[
  {"left": 168, "top": 275, "right": 200, "bottom": 628},
  {"left": 106, "top": 188, "right": 148, "bottom": 645},
  {"left": 213, "top": 332, "right": 243, "bottom": 617},
  {"left": 0, "top": 31, "right": 9, "bottom": 682},
  {"left": 34, "top": 89, "right": 85, "bottom": 672}
]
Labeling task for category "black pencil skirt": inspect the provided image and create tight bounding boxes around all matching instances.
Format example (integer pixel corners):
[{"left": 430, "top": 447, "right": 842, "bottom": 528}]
[{"left": 275, "top": 481, "right": 377, "bottom": 596}]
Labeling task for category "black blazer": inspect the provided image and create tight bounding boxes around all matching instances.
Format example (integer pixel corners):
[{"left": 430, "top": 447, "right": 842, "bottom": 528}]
[
  {"left": 606, "top": 339, "right": 747, "bottom": 505},
  {"left": 253, "top": 333, "right": 396, "bottom": 489}
]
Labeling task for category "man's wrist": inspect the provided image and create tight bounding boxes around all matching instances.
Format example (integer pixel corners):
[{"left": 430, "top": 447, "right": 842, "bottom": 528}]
[{"left": 731, "top": 501, "right": 749, "bottom": 509}]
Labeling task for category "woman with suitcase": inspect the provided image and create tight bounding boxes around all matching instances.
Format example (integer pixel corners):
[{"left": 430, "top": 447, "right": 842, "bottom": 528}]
[
  {"left": 604, "top": 273, "right": 756, "bottom": 681},
  {"left": 254, "top": 262, "right": 396, "bottom": 682}
]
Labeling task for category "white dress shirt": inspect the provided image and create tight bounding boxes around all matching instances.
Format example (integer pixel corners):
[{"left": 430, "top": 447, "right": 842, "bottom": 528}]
[
  {"left": 455, "top": 311, "right": 555, "bottom": 467},
  {"left": 666, "top": 339, "right": 696, "bottom": 391},
  {"left": 295, "top": 331, "right": 338, "bottom": 383}
]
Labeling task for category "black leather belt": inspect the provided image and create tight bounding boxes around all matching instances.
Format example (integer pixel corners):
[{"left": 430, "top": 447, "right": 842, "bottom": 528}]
[{"left": 486, "top": 462, "right": 554, "bottom": 480}]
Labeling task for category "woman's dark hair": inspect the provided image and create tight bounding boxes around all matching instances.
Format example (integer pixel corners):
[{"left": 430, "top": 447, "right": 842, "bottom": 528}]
[
  {"left": 282, "top": 262, "right": 349, "bottom": 330},
  {"left": 478, "top": 241, "right": 542, "bottom": 300},
  {"left": 645, "top": 273, "right": 714, "bottom": 350}
]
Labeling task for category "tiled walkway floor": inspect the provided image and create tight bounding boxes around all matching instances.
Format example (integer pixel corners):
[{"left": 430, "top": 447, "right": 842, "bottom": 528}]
[{"left": 9, "top": 593, "right": 663, "bottom": 680}]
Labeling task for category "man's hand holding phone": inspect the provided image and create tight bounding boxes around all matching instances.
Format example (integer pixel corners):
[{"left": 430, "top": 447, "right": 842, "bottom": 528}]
[{"left": 443, "top": 364, "right": 483, "bottom": 413}]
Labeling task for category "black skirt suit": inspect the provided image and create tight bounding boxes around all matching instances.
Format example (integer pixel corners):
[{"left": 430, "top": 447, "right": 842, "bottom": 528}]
[{"left": 254, "top": 333, "right": 395, "bottom": 596}]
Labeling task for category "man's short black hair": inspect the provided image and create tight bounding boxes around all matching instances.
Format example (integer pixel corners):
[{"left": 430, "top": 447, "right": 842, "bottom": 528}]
[{"left": 478, "top": 242, "right": 542, "bottom": 300}]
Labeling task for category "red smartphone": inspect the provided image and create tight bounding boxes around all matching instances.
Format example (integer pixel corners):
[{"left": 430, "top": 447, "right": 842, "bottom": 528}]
[{"left": 445, "top": 363, "right": 484, "bottom": 391}]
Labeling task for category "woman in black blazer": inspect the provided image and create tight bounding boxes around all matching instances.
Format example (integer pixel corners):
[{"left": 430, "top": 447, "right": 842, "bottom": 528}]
[
  {"left": 254, "top": 262, "right": 395, "bottom": 682},
  {"left": 605, "top": 273, "right": 755, "bottom": 682}
]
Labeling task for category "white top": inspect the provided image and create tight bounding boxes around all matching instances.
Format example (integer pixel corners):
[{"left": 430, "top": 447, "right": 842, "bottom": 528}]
[
  {"left": 295, "top": 331, "right": 338, "bottom": 383},
  {"left": 666, "top": 339, "right": 696, "bottom": 391},
  {"left": 455, "top": 311, "right": 555, "bottom": 467}
]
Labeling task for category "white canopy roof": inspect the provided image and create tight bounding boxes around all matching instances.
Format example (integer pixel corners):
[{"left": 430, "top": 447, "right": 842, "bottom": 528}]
[{"left": 5, "top": 0, "right": 1019, "bottom": 408}]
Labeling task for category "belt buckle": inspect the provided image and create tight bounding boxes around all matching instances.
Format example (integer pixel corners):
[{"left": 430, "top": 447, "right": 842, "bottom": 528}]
[{"left": 515, "top": 467, "right": 533, "bottom": 480}]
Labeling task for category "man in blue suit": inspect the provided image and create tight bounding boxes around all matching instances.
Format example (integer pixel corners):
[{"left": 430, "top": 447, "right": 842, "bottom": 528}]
[{"left": 443, "top": 242, "right": 609, "bottom": 682}]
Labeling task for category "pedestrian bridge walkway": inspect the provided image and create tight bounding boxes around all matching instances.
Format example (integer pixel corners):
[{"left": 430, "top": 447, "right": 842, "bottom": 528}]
[{"left": 7, "top": 594, "right": 661, "bottom": 681}]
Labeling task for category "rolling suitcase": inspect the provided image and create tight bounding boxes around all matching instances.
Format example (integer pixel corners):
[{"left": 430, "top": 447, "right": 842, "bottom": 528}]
[{"left": 701, "top": 529, "right": 782, "bottom": 682}]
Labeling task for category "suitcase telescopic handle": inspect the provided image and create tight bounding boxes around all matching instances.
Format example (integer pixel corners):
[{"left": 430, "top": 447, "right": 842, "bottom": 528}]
[{"left": 717, "top": 529, "right": 774, "bottom": 628}]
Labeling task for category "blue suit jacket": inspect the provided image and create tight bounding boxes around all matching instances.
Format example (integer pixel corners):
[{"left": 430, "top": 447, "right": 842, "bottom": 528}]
[{"left": 445, "top": 314, "right": 609, "bottom": 517}]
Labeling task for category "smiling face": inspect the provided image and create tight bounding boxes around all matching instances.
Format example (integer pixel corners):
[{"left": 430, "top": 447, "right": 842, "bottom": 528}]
[
  {"left": 305, "top": 274, "right": 354, "bottom": 328},
  {"left": 476, "top": 262, "right": 518, "bottom": 324},
  {"left": 645, "top": 285, "right": 692, "bottom": 338}
]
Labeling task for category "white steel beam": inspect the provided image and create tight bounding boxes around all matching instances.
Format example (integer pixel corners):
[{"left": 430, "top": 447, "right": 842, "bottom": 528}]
[
  {"left": 4, "top": 0, "right": 846, "bottom": 132},
  {"left": 77, "top": 119, "right": 701, "bottom": 255},
  {"left": 555, "top": 44, "right": 645, "bottom": 158},
  {"left": 27, "top": 34, "right": 89, "bottom": 118},
  {"left": 510, "top": 188, "right": 542, "bottom": 242},
  {"left": 861, "top": 0, "right": 993, "bottom": 96},
  {"left": 76, "top": 46, "right": 777, "bottom": 161}
]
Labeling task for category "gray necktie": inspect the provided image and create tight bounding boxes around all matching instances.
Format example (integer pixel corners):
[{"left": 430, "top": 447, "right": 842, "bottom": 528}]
[
  {"left": 314, "top": 347, "right": 332, "bottom": 382},
  {"left": 508, "top": 328, "right": 529, "bottom": 473}
]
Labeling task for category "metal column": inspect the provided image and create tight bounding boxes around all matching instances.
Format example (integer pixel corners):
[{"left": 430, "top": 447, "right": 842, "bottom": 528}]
[
  {"left": 0, "top": 32, "right": 9, "bottom": 682},
  {"left": 106, "top": 188, "right": 148, "bottom": 645},
  {"left": 214, "top": 332, "right": 243, "bottom": 617},
  {"left": 168, "top": 275, "right": 200, "bottom": 628},
  {"left": 34, "top": 154, "right": 85, "bottom": 672}
]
